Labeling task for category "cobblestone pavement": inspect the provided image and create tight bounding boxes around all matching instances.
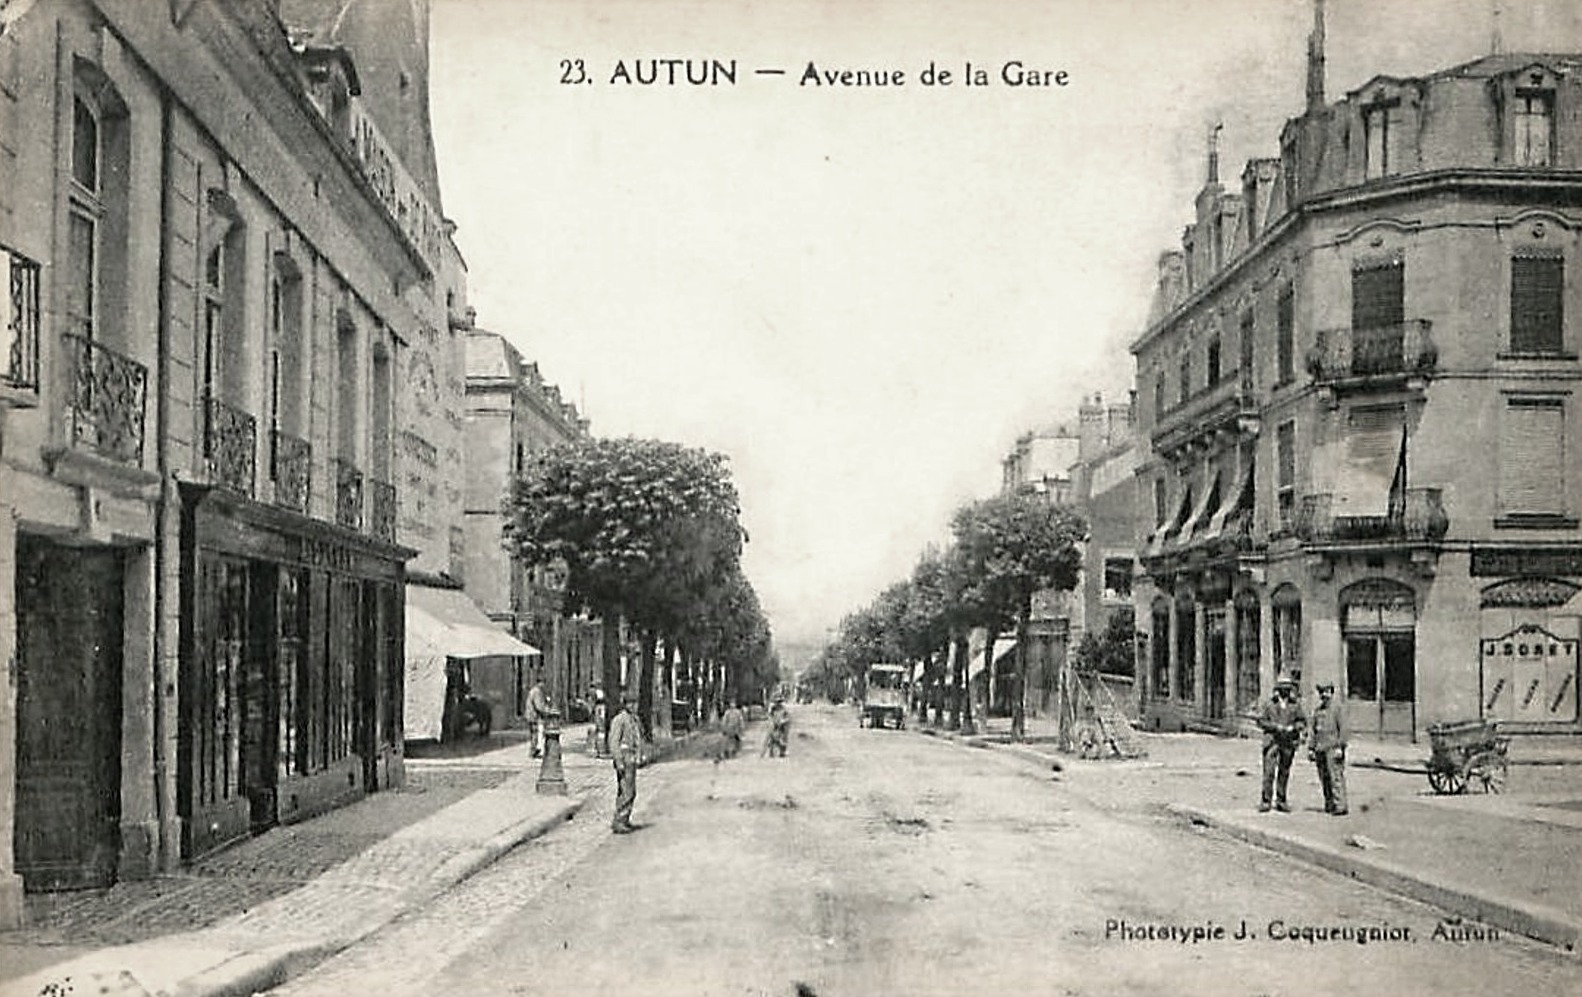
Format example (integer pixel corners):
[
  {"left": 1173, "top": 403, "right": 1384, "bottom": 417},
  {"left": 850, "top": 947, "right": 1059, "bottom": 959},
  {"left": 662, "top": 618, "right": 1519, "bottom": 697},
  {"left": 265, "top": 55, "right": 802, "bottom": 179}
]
[{"left": 0, "top": 763, "right": 517, "bottom": 950}]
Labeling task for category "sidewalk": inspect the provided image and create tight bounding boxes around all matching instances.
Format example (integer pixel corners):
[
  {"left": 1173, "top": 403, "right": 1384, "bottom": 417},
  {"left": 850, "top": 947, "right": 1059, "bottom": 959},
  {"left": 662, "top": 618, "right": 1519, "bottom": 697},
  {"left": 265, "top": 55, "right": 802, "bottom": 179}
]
[
  {"left": 0, "top": 727, "right": 609, "bottom": 997},
  {"left": 938, "top": 711, "right": 1582, "bottom": 955}
]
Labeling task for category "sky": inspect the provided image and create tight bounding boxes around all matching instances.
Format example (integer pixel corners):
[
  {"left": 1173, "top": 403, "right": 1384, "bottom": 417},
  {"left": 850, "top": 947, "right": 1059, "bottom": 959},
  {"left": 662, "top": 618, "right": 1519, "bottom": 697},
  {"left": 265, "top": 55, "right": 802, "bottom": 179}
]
[{"left": 426, "top": 0, "right": 1582, "bottom": 654}]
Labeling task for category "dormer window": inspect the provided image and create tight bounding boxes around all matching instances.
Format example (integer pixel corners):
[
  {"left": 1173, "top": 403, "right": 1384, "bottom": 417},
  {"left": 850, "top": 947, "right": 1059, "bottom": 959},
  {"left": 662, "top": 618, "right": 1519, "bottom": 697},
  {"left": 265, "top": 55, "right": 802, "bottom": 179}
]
[
  {"left": 1514, "top": 89, "right": 1553, "bottom": 167},
  {"left": 1364, "top": 98, "right": 1400, "bottom": 180}
]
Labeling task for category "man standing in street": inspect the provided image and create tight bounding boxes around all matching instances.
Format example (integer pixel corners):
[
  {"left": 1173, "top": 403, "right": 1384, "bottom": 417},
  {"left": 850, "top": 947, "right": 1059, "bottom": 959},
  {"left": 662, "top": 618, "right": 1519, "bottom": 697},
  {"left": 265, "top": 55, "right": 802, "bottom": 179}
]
[
  {"left": 1309, "top": 682, "right": 1348, "bottom": 816},
  {"left": 1258, "top": 675, "right": 1306, "bottom": 813},
  {"left": 720, "top": 699, "right": 745, "bottom": 759},
  {"left": 609, "top": 690, "right": 642, "bottom": 834},
  {"left": 527, "top": 671, "right": 556, "bottom": 759}
]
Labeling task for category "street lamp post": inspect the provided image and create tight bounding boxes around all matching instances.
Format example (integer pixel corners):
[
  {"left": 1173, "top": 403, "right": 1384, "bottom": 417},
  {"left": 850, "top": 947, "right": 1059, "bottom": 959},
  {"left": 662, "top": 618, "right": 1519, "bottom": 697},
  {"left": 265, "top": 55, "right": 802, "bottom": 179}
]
[{"left": 536, "top": 713, "right": 567, "bottom": 795}]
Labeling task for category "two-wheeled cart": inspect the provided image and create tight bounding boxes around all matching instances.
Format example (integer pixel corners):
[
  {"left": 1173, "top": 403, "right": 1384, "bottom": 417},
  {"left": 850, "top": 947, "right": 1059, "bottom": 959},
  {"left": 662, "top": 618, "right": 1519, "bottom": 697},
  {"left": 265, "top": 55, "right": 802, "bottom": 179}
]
[{"left": 1425, "top": 718, "right": 1509, "bottom": 795}]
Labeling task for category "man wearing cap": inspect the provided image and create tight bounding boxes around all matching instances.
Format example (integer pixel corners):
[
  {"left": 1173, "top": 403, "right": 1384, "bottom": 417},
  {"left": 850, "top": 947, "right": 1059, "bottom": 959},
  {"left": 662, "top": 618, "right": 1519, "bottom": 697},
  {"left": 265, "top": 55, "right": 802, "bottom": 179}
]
[
  {"left": 1309, "top": 682, "right": 1348, "bottom": 815},
  {"left": 1258, "top": 675, "right": 1306, "bottom": 812},
  {"left": 608, "top": 690, "right": 643, "bottom": 833}
]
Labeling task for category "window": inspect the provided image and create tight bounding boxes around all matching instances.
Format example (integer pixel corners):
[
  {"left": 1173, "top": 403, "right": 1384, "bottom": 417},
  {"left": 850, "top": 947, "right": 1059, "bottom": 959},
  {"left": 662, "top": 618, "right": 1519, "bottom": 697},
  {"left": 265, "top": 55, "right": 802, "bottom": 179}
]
[
  {"left": 1511, "top": 255, "right": 1564, "bottom": 354},
  {"left": 4, "top": 250, "right": 41, "bottom": 390},
  {"left": 1103, "top": 558, "right": 1134, "bottom": 601},
  {"left": 1179, "top": 353, "right": 1191, "bottom": 405},
  {"left": 1277, "top": 421, "right": 1296, "bottom": 530},
  {"left": 201, "top": 190, "right": 245, "bottom": 405},
  {"left": 1272, "top": 585, "right": 1303, "bottom": 685},
  {"left": 1514, "top": 90, "right": 1554, "bottom": 167},
  {"left": 1175, "top": 592, "right": 1196, "bottom": 701},
  {"left": 1154, "top": 371, "right": 1166, "bottom": 420},
  {"left": 66, "top": 75, "right": 129, "bottom": 350},
  {"left": 1154, "top": 477, "right": 1168, "bottom": 527},
  {"left": 1277, "top": 284, "right": 1295, "bottom": 383},
  {"left": 1498, "top": 398, "right": 1567, "bottom": 520},
  {"left": 1364, "top": 100, "right": 1399, "bottom": 179},
  {"left": 1352, "top": 260, "right": 1406, "bottom": 375},
  {"left": 1239, "top": 310, "right": 1254, "bottom": 383},
  {"left": 1151, "top": 600, "right": 1171, "bottom": 698},
  {"left": 1207, "top": 334, "right": 1222, "bottom": 387}
]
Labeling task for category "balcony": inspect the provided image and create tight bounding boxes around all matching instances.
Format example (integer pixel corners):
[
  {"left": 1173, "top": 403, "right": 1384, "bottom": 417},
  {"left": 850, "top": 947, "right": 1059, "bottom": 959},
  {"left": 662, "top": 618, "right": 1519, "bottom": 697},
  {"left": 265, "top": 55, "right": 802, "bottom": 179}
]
[
  {"left": 62, "top": 333, "right": 147, "bottom": 465},
  {"left": 3, "top": 250, "right": 40, "bottom": 404},
  {"left": 204, "top": 395, "right": 256, "bottom": 497},
  {"left": 1306, "top": 320, "right": 1437, "bottom": 393},
  {"left": 270, "top": 429, "right": 312, "bottom": 514},
  {"left": 334, "top": 458, "right": 364, "bottom": 531},
  {"left": 1295, "top": 487, "right": 1449, "bottom": 545},
  {"left": 369, "top": 479, "right": 397, "bottom": 542},
  {"left": 1151, "top": 369, "right": 1259, "bottom": 460}
]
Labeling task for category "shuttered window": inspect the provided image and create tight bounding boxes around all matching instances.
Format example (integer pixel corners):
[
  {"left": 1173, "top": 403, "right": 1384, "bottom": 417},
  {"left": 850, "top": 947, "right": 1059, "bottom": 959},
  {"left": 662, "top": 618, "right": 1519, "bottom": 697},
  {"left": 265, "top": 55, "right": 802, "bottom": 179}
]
[
  {"left": 1352, "top": 261, "right": 1404, "bottom": 330},
  {"left": 1499, "top": 399, "right": 1566, "bottom": 515},
  {"left": 1335, "top": 405, "right": 1406, "bottom": 516},
  {"left": 1511, "top": 255, "right": 1563, "bottom": 354}
]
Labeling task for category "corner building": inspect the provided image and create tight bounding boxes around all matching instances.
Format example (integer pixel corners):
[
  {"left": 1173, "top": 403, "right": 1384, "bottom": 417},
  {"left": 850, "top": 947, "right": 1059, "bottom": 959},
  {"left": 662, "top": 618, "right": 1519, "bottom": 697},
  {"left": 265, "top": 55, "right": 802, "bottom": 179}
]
[
  {"left": 0, "top": 0, "right": 463, "bottom": 919},
  {"left": 1133, "top": 48, "right": 1582, "bottom": 739}
]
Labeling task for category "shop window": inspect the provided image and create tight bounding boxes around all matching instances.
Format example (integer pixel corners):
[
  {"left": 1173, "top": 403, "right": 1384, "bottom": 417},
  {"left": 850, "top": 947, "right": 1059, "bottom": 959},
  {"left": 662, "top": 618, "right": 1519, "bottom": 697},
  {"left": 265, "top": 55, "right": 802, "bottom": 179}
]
[
  {"left": 1151, "top": 600, "right": 1171, "bottom": 699},
  {"left": 1510, "top": 254, "right": 1564, "bottom": 355},
  {"left": 1175, "top": 592, "right": 1196, "bottom": 701},
  {"left": 1271, "top": 584, "right": 1302, "bottom": 684}
]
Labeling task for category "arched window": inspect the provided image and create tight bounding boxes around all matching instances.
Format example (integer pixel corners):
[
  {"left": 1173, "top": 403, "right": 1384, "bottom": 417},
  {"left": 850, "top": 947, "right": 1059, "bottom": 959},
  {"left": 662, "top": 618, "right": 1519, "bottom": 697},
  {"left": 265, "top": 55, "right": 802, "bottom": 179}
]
[{"left": 1271, "top": 584, "right": 1303, "bottom": 684}]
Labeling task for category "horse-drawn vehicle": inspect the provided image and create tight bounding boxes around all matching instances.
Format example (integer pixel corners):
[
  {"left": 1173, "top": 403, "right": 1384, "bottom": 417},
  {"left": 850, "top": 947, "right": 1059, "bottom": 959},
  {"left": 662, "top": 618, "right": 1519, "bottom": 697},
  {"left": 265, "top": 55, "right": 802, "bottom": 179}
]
[{"left": 1425, "top": 718, "right": 1509, "bottom": 794}]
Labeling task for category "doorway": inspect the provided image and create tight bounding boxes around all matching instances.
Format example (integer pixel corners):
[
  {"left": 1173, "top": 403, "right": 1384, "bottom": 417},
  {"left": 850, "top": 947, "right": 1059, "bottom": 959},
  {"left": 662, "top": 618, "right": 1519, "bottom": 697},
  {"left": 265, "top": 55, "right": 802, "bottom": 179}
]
[
  {"left": 14, "top": 535, "right": 125, "bottom": 890},
  {"left": 1341, "top": 580, "right": 1418, "bottom": 738}
]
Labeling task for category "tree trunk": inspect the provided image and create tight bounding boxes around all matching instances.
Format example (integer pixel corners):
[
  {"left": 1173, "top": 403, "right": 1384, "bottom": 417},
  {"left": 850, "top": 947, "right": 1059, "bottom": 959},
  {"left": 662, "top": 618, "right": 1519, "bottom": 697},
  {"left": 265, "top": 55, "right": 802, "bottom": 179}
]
[
  {"left": 658, "top": 638, "right": 676, "bottom": 738},
  {"left": 951, "top": 631, "right": 968, "bottom": 731},
  {"left": 931, "top": 648, "right": 946, "bottom": 728},
  {"left": 1012, "top": 604, "right": 1030, "bottom": 741},
  {"left": 598, "top": 609, "right": 623, "bottom": 756},
  {"left": 639, "top": 629, "right": 657, "bottom": 741}
]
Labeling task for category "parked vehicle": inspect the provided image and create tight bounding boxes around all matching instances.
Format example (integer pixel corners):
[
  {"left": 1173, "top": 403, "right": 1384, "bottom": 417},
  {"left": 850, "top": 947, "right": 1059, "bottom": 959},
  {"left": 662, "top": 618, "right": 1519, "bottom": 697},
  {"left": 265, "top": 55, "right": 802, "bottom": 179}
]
[{"left": 860, "top": 663, "right": 909, "bottom": 730}]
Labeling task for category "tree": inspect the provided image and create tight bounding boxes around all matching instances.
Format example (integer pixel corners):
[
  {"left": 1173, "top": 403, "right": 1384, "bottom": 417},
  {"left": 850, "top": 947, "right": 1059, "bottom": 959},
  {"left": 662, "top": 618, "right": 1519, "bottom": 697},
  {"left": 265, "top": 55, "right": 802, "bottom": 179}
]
[
  {"left": 950, "top": 493, "right": 1087, "bottom": 740},
  {"left": 505, "top": 437, "right": 746, "bottom": 736},
  {"left": 1074, "top": 607, "right": 1136, "bottom": 678}
]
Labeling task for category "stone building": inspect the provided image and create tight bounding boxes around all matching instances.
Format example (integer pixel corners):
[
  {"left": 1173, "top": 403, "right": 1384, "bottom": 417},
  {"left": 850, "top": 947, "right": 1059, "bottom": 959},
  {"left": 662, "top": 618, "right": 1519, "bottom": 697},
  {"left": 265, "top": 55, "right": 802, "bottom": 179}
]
[
  {"left": 0, "top": 0, "right": 468, "bottom": 916},
  {"left": 462, "top": 329, "right": 602, "bottom": 725},
  {"left": 1132, "top": 17, "right": 1582, "bottom": 738}
]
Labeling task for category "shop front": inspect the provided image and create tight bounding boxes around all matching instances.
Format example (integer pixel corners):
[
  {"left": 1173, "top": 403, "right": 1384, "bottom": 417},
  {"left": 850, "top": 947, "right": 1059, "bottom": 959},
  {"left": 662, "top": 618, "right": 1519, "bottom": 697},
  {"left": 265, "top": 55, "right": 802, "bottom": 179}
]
[{"left": 179, "top": 483, "right": 411, "bottom": 860}]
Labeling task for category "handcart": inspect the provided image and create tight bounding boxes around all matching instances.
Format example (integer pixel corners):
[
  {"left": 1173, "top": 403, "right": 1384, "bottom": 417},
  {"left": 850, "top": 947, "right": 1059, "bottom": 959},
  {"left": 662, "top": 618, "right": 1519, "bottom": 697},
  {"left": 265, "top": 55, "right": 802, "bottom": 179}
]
[{"left": 1425, "top": 718, "right": 1509, "bottom": 795}]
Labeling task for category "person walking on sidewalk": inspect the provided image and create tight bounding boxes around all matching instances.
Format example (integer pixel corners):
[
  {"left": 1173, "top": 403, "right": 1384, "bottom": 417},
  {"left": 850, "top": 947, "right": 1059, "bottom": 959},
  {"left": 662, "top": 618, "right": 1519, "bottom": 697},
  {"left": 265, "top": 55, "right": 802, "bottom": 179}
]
[
  {"left": 721, "top": 700, "right": 745, "bottom": 759},
  {"left": 527, "top": 672, "right": 557, "bottom": 759},
  {"left": 609, "top": 690, "right": 643, "bottom": 833},
  {"left": 1258, "top": 675, "right": 1306, "bottom": 813},
  {"left": 1309, "top": 682, "right": 1348, "bottom": 815}
]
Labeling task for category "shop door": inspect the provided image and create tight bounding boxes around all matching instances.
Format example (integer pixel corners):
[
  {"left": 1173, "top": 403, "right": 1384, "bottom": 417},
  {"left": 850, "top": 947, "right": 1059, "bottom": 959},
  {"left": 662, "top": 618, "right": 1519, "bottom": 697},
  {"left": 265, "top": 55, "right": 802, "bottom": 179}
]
[
  {"left": 1205, "top": 609, "right": 1227, "bottom": 719},
  {"left": 14, "top": 536, "right": 124, "bottom": 890},
  {"left": 1345, "top": 633, "right": 1417, "bottom": 737},
  {"left": 185, "top": 556, "right": 252, "bottom": 858}
]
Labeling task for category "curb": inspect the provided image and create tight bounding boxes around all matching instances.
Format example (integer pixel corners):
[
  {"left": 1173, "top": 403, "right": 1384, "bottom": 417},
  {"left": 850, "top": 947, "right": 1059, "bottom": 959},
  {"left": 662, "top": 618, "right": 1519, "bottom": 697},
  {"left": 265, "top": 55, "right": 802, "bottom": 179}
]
[{"left": 1167, "top": 803, "right": 1582, "bottom": 955}]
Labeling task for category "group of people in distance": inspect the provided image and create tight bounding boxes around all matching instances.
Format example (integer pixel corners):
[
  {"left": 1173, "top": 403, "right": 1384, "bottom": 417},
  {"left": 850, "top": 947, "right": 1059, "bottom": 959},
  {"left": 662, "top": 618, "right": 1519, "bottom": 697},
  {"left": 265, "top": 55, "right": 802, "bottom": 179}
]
[{"left": 1258, "top": 674, "right": 1348, "bottom": 816}]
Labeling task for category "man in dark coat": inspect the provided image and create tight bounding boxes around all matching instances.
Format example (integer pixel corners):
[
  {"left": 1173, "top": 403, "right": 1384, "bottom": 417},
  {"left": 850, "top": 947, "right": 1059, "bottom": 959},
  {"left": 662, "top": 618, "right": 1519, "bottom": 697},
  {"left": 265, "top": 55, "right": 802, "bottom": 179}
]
[{"left": 1258, "top": 675, "right": 1306, "bottom": 813}]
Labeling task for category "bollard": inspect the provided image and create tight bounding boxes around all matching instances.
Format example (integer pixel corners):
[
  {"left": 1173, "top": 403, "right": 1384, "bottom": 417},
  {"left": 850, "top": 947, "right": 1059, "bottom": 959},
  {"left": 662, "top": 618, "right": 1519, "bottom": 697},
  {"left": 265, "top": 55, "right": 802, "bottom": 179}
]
[{"left": 536, "top": 718, "right": 567, "bottom": 795}]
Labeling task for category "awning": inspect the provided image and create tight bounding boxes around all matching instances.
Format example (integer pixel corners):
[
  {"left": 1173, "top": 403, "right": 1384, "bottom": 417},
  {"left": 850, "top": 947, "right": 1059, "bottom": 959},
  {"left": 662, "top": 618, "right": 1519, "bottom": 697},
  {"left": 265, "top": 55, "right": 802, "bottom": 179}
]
[
  {"left": 1201, "top": 460, "right": 1254, "bottom": 541},
  {"left": 1331, "top": 411, "right": 1406, "bottom": 518},
  {"left": 406, "top": 584, "right": 541, "bottom": 659},
  {"left": 1143, "top": 486, "right": 1192, "bottom": 557},
  {"left": 1177, "top": 469, "right": 1221, "bottom": 546}
]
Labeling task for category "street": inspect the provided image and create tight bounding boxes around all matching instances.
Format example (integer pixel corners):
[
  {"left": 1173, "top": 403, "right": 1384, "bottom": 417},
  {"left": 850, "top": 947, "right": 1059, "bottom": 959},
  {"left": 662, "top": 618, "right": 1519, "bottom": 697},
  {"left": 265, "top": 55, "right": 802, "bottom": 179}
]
[{"left": 267, "top": 706, "right": 1576, "bottom": 997}]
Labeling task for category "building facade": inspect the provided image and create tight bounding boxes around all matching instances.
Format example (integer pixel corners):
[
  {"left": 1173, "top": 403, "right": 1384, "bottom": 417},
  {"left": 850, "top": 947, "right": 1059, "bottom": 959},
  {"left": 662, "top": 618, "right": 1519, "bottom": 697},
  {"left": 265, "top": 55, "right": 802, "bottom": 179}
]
[
  {"left": 1133, "top": 34, "right": 1582, "bottom": 739},
  {"left": 0, "top": 0, "right": 464, "bottom": 916},
  {"left": 462, "top": 330, "right": 601, "bottom": 723}
]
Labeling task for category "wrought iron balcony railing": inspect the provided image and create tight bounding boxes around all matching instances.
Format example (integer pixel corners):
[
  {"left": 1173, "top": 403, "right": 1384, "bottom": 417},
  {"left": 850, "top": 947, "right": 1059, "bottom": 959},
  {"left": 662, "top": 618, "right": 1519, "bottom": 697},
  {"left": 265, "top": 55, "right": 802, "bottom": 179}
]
[
  {"left": 204, "top": 394, "right": 256, "bottom": 497},
  {"left": 5, "top": 251, "right": 41, "bottom": 393},
  {"left": 62, "top": 333, "right": 147, "bottom": 465},
  {"left": 369, "top": 479, "right": 397, "bottom": 542},
  {"left": 1150, "top": 368, "right": 1258, "bottom": 455},
  {"left": 1294, "top": 487, "right": 1449, "bottom": 544},
  {"left": 334, "top": 457, "right": 364, "bottom": 531},
  {"left": 270, "top": 429, "right": 311, "bottom": 514},
  {"left": 1306, "top": 320, "right": 1437, "bottom": 384}
]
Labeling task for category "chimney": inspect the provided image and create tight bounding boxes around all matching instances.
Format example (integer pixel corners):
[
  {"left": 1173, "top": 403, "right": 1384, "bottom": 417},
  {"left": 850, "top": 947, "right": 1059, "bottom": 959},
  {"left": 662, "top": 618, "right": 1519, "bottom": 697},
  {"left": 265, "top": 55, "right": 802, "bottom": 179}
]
[
  {"left": 1306, "top": 0, "right": 1327, "bottom": 112},
  {"left": 1207, "top": 122, "right": 1223, "bottom": 183},
  {"left": 1078, "top": 394, "right": 1106, "bottom": 462}
]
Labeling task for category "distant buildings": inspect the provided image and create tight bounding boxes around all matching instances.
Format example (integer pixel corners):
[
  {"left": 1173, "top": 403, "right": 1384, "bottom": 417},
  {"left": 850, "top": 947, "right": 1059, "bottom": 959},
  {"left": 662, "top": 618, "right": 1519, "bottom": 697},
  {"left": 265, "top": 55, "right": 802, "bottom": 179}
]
[{"left": 1131, "top": 22, "right": 1582, "bottom": 737}]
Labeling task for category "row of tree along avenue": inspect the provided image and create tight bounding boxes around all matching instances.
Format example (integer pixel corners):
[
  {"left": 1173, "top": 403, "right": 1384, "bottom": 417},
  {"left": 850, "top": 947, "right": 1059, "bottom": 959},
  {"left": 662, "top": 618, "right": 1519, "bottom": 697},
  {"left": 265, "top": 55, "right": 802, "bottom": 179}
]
[
  {"left": 506, "top": 437, "right": 778, "bottom": 737},
  {"left": 804, "top": 492, "right": 1088, "bottom": 742}
]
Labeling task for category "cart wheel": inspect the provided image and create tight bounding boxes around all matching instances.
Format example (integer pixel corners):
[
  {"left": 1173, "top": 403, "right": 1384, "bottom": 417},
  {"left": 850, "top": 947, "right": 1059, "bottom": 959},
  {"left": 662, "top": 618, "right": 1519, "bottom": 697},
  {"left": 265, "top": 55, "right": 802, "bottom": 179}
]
[{"left": 1465, "top": 751, "right": 1508, "bottom": 794}]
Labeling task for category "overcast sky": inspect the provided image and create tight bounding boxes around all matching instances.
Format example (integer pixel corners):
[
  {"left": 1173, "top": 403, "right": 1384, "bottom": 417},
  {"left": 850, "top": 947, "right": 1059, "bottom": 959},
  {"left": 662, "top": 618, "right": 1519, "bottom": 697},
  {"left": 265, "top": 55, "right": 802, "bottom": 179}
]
[{"left": 427, "top": 0, "right": 1581, "bottom": 654}]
